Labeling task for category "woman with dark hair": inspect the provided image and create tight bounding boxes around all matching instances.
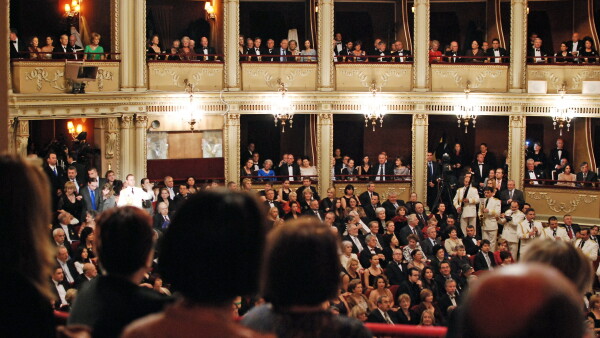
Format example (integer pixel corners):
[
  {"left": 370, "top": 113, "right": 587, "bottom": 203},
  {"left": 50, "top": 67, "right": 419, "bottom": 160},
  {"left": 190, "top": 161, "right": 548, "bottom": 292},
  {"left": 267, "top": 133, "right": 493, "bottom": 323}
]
[
  {"left": 392, "top": 206, "right": 409, "bottom": 234},
  {"left": 241, "top": 158, "right": 257, "bottom": 178},
  {"left": 429, "top": 245, "right": 449, "bottom": 274},
  {"left": 146, "top": 34, "right": 165, "bottom": 60},
  {"left": 185, "top": 176, "right": 198, "bottom": 194},
  {"left": 1, "top": 155, "right": 56, "bottom": 337},
  {"left": 123, "top": 191, "right": 267, "bottom": 337},
  {"left": 284, "top": 201, "right": 301, "bottom": 221},
  {"left": 450, "top": 143, "right": 467, "bottom": 178},
  {"left": 465, "top": 40, "right": 484, "bottom": 62},
  {"left": 74, "top": 247, "right": 93, "bottom": 274},
  {"left": 341, "top": 184, "right": 358, "bottom": 209},
  {"left": 78, "top": 227, "right": 96, "bottom": 260},
  {"left": 100, "top": 182, "right": 117, "bottom": 212},
  {"left": 433, "top": 202, "right": 450, "bottom": 237},
  {"left": 155, "top": 187, "right": 174, "bottom": 214},
  {"left": 363, "top": 254, "right": 384, "bottom": 291},
  {"left": 394, "top": 157, "right": 410, "bottom": 180},
  {"left": 242, "top": 218, "right": 371, "bottom": 338},
  {"left": 368, "top": 275, "right": 395, "bottom": 308},
  {"left": 333, "top": 198, "right": 345, "bottom": 222},
  {"left": 277, "top": 180, "right": 292, "bottom": 202},
  {"left": 352, "top": 40, "right": 366, "bottom": 62},
  {"left": 420, "top": 267, "right": 439, "bottom": 300},
  {"left": 581, "top": 37, "right": 598, "bottom": 64},
  {"left": 554, "top": 42, "right": 573, "bottom": 63},
  {"left": 341, "top": 158, "right": 359, "bottom": 181},
  {"left": 529, "top": 142, "right": 547, "bottom": 172},
  {"left": 358, "top": 156, "right": 372, "bottom": 180}
]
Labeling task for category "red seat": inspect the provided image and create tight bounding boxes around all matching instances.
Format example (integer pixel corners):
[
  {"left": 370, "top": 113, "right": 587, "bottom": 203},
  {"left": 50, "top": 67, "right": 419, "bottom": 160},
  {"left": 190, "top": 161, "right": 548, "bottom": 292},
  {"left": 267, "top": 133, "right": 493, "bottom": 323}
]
[
  {"left": 389, "top": 284, "right": 400, "bottom": 300},
  {"left": 70, "top": 241, "right": 80, "bottom": 253},
  {"left": 54, "top": 310, "right": 68, "bottom": 325},
  {"left": 468, "top": 255, "right": 475, "bottom": 266}
]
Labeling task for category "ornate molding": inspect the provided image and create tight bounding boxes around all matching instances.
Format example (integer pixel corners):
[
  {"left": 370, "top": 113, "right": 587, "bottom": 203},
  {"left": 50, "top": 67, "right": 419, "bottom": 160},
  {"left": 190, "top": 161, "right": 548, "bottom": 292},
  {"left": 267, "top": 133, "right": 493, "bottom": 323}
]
[
  {"left": 151, "top": 67, "right": 222, "bottom": 88},
  {"left": 96, "top": 69, "right": 114, "bottom": 91},
  {"left": 244, "top": 67, "right": 315, "bottom": 89},
  {"left": 134, "top": 114, "right": 148, "bottom": 128},
  {"left": 527, "top": 191, "right": 598, "bottom": 214},
  {"left": 339, "top": 69, "right": 409, "bottom": 89},
  {"left": 104, "top": 117, "right": 119, "bottom": 160},
  {"left": 120, "top": 114, "right": 134, "bottom": 129},
  {"left": 15, "top": 120, "right": 29, "bottom": 157},
  {"left": 25, "top": 68, "right": 65, "bottom": 91}
]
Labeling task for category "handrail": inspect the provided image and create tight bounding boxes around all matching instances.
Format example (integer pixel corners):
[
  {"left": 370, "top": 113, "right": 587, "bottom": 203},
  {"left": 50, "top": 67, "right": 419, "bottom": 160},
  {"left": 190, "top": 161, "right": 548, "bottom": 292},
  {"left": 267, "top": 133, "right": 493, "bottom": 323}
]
[
  {"left": 527, "top": 55, "right": 599, "bottom": 64},
  {"left": 147, "top": 52, "right": 224, "bottom": 62},
  {"left": 336, "top": 174, "right": 412, "bottom": 181},
  {"left": 364, "top": 323, "right": 447, "bottom": 337},
  {"left": 241, "top": 174, "right": 319, "bottom": 183},
  {"left": 430, "top": 55, "right": 510, "bottom": 64},
  {"left": 523, "top": 178, "right": 599, "bottom": 188},
  {"left": 11, "top": 51, "right": 121, "bottom": 60}
]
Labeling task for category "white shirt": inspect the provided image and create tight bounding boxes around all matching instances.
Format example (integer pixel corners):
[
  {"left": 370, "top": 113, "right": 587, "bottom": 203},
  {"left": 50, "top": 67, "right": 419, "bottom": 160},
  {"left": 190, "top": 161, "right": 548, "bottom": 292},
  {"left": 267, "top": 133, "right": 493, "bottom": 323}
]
[
  {"left": 58, "top": 259, "right": 74, "bottom": 284},
  {"left": 534, "top": 48, "right": 543, "bottom": 62},
  {"left": 571, "top": 41, "right": 579, "bottom": 53},
  {"left": 60, "top": 224, "right": 72, "bottom": 243},
  {"left": 70, "top": 179, "right": 80, "bottom": 193},
  {"left": 448, "top": 293, "right": 457, "bottom": 307},
  {"left": 350, "top": 235, "right": 364, "bottom": 252},
  {"left": 117, "top": 186, "right": 154, "bottom": 208},
  {"left": 493, "top": 49, "right": 501, "bottom": 63},
  {"left": 167, "top": 187, "right": 175, "bottom": 199},
  {"left": 53, "top": 280, "right": 67, "bottom": 305},
  {"left": 12, "top": 38, "right": 19, "bottom": 52},
  {"left": 527, "top": 171, "right": 539, "bottom": 184},
  {"left": 287, "top": 166, "right": 294, "bottom": 181}
]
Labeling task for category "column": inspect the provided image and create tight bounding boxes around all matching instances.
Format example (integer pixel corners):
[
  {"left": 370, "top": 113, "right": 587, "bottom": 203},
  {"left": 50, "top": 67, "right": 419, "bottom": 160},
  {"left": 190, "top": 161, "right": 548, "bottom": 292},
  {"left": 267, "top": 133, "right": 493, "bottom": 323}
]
[
  {"left": 133, "top": 0, "right": 147, "bottom": 91},
  {"left": 94, "top": 118, "right": 120, "bottom": 177},
  {"left": 120, "top": 115, "right": 134, "bottom": 176},
  {"left": 413, "top": 0, "right": 430, "bottom": 91},
  {"left": 509, "top": 0, "right": 527, "bottom": 93},
  {"left": 223, "top": 111, "right": 241, "bottom": 184},
  {"left": 223, "top": 0, "right": 240, "bottom": 90},
  {"left": 8, "top": 118, "right": 16, "bottom": 154},
  {"left": 115, "top": 0, "right": 145, "bottom": 91},
  {"left": 134, "top": 115, "right": 148, "bottom": 180},
  {"left": 412, "top": 113, "right": 428, "bottom": 203},
  {"left": 507, "top": 114, "right": 526, "bottom": 189},
  {"left": 316, "top": 112, "right": 333, "bottom": 198},
  {"left": 0, "top": 0, "right": 8, "bottom": 152},
  {"left": 317, "top": 0, "right": 334, "bottom": 91},
  {"left": 15, "top": 120, "right": 29, "bottom": 157}
]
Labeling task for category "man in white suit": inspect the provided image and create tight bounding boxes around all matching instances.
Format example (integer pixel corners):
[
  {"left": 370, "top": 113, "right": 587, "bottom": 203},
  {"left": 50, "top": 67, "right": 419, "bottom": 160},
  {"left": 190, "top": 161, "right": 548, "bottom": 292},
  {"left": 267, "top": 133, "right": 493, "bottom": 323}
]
[
  {"left": 498, "top": 201, "right": 524, "bottom": 259},
  {"left": 574, "top": 228, "right": 599, "bottom": 261},
  {"left": 454, "top": 175, "right": 480, "bottom": 237},
  {"left": 478, "top": 187, "right": 501, "bottom": 251},
  {"left": 117, "top": 174, "right": 154, "bottom": 209},
  {"left": 541, "top": 216, "right": 569, "bottom": 241},
  {"left": 517, "top": 208, "right": 544, "bottom": 258}
]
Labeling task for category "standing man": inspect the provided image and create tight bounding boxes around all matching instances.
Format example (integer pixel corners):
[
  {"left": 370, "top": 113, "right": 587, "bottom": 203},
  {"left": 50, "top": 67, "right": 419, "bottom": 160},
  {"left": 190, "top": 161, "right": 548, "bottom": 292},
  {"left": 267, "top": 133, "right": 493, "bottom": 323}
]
[
  {"left": 453, "top": 175, "right": 480, "bottom": 237},
  {"left": 499, "top": 180, "right": 525, "bottom": 212},
  {"left": 358, "top": 182, "right": 379, "bottom": 207},
  {"left": 478, "top": 187, "right": 501, "bottom": 251},
  {"left": 517, "top": 208, "right": 543, "bottom": 258},
  {"left": 498, "top": 201, "right": 525, "bottom": 258},
  {"left": 542, "top": 216, "right": 569, "bottom": 241},
  {"left": 426, "top": 151, "right": 441, "bottom": 209},
  {"left": 374, "top": 153, "right": 393, "bottom": 182},
  {"left": 549, "top": 138, "right": 570, "bottom": 171},
  {"left": 118, "top": 174, "right": 154, "bottom": 209},
  {"left": 80, "top": 178, "right": 100, "bottom": 219}
]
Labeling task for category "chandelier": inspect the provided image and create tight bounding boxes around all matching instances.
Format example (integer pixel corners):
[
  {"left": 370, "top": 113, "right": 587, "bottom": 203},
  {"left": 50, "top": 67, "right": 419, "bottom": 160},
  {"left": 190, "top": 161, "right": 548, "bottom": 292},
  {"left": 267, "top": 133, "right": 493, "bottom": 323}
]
[
  {"left": 550, "top": 82, "right": 575, "bottom": 136},
  {"left": 363, "top": 81, "right": 385, "bottom": 131},
  {"left": 183, "top": 79, "right": 202, "bottom": 131},
  {"left": 455, "top": 81, "right": 479, "bottom": 133},
  {"left": 272, "top": 80, "right": 294, "bottom": 133}
]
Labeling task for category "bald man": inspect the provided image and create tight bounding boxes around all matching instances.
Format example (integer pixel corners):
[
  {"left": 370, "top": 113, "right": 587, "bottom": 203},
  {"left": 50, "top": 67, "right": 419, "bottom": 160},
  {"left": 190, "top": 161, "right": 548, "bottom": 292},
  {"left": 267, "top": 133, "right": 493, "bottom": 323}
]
[{"left": 449, "top": 263, "right": 584, "bottom": 338}]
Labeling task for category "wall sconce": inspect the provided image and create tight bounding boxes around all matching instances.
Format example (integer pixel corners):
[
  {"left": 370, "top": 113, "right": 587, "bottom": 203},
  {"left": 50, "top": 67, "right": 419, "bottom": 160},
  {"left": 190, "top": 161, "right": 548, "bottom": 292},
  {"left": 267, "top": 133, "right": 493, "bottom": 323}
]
[
  {"left": 67, "top": 120, "right": 84, "bottom": 139},
  {"left": 205, "top": 1, "right": 216, "bottom": 20},
  {"left": 183, "top": 79, "right": 203, "bottom": 132},
  {"left": 65, "top": 0, "right": 81, "bottom": 17},
  {"left": 550, "top": 82, "right": 575, "bottom": 136},
  {"left": 455, "top": 81, "right": 479, "bottom": 133}
]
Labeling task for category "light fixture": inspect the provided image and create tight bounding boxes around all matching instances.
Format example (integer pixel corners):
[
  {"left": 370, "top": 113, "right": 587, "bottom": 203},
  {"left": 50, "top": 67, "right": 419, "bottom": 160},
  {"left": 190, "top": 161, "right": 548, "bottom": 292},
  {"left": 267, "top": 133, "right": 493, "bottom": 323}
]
[
  {"left": 65, "top": 0, "right": 81, "bottom": 16},
  {"left": 363, "top": 81, "right": 385, "bottom": 131},
  {"left": 550, "top": 82, "right": 575, "bottom": 136},
  {"left": 183, "top": 79, "right": 203, "bottom": 131},
  {"left": 455, "top": 81, "right": 479, "bottom": 133},
  {"left": 67, "top": 120, "right": 84, "bottom": 140},
  {"left": 272, "top": 80, "right": 294, "bottom": 133},
  {"left": 205, "top": 1, "right": 216, "bottom": 20}
]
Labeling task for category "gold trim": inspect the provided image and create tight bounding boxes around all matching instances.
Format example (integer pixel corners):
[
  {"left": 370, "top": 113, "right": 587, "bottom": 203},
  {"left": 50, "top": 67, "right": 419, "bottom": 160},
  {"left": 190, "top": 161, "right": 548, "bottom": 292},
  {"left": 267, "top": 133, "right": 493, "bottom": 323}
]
[{"left": 526, "top": 191, "right": 598, "bottom": 214}]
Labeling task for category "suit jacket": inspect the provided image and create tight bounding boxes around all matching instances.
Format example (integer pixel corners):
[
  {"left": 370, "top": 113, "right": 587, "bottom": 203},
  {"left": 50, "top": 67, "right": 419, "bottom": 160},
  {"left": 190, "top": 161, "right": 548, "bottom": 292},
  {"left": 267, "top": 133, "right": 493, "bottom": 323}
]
[
  {"left": 499, "top": 189, "right": 525, "bottom": 212},
  {"left": 372, "top": 162, "right": 395, "bottom": 181},
  {"left": 434, "top": 273, "right": 461, "bottom": 295},
  {"left": 336, "top": 48, "right": 354, "bottom": 62},
  {"left": 264, "top": 200, "right": 285, "bottom": 217},
  {"left": 274, "top": 48, "right": 293, "bottom": 62},
  {"left": 561, "top": 224, "right": 581, "bottom": 241},
  {"left": 438, "top": 292, "right": 462, "bottom": 317},
  {"left": 367, "top": 309, "right": 398, "bottom": 324},
  {"left": 342, "top": 234, "right": 366, "bottom": 254},
  {"left": 549, "top": 148, "right": 570, "bottom": 168},
  {"left": 195, "top": 46, "right": 216, "bottom": 60},
  {"left": 478, "top": 197, "right": 501, "bottom": 231},
  {"left": 453, "top": 185, "right": 480, "bottom": 218},
  {"left": 359, "top": 246, "right": 384, "bottom": 269},
  {"left": 54, "top": 45, "right": 75, "bottom": 59},
  {"left": 472, "top": 162, "right": 492, "bottom": 186},
  {"left": 51, "top": 279, "right": 72, "bottom": 309},
  {"left": 9, "top": 39, "right": 26, "bottom": 58},
  {"left": 527, "top": 46, "right": 549, "bottom": 63},
  {"left": 44, "top": 165, "right": 65, "bottom": 194},
  {"left": 382, "top": 200, "right": 405, "bottom": 221},
  {"left": 75, "top": 274, "right": 93, "bottom": 290},
  {"left": 444, "top": 51, "right": 463, "bottom": 63},
  {"left": 57, "top": 258, "right": 79, "bottom": 284},
  {"left": 362, "top": 203, "right": 381, "bottom": 222},
  {"left": 278, "top": 163, "right": 301, "bottom": 180},
  {"left": 370, "top": 49, "right": 392, "bottom": 62},
  {"left": 485, "top": 47, "right": 509, "bottom": 63},
  {"left": 296, "top": 185, "right": 320, "bottom": 201},
  {"left": 473, "top": 251, "right": 496, "bottom": 271},
  {"left": 391, "top": 49, "right": 412, "bottom": 62},
  {"left": 426, "top": 161, "right": 442, "bottom": 185},
  {"left": 541, "top": 226, "right": 570, "bottom": 241},
  {"left": 302, "top": 208, "right": 325, "bottom": 221},
  {"left": 385, "top": 261, "right": 408, "bottom": 285},
  {"left": 419, "top": 237, "right": 441, "bottom": 260},
  {"left": 261, "top": 47, "right": 278, "bottom": 62},
  {"left": 398, "top": 225, "right": 424, "bottom": 246},
  {"left": 358, "top": 191, "right": 379, "bottom": 207},
  {"left": 399, "top": 281, "right": 421, "bottom": 306},
  {"left": 576, "top": 172, "right": 598, "bottom": 187},
  {"left": 524, "top": 168, "right": 546, "bottom": 185},
  {"left": 52, "top": 224, "right": 80, "bottom": 243},
  {"left": 80, "top": 186, "right": 101, "bottom": 219},
  {"left": 567, "top": 40, "right": 584, "bottom": 54},
  {"left": 341, "top": 167, "right": 359, "bottom": 180},
  {"left": 153, "top": 213, "right": 171, "bottom": 231},
  {"left": 463, "top": 236, "right": 479, "bottom": 256}
]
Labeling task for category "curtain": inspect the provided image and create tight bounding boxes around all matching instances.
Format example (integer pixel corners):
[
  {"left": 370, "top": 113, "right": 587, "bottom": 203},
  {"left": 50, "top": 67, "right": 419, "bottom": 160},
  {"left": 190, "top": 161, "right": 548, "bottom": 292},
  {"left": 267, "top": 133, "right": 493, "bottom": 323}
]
[{"left": 151, "top": 5, "right": 174, "bottom": 49}]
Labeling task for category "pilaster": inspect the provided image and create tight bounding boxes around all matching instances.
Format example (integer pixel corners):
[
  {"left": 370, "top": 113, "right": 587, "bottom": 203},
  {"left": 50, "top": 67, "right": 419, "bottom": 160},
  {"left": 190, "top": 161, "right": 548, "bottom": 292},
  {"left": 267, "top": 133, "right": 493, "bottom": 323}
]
[
  {"left": 94, "top": 118, "right": 120, "bottom": 177},
  {"left": 223, "top": 0, "right": 240, "bottom": 90},
  {"left": 223, "top": 110, "right": 241, "bottom": 184},
  {"left": 120, "top": 114, "right": 134, "bottom": 176},
  {"left": 134, "top": 115, "right": 148, "bottom": 179},
  {"left": 15, "top": 119, "right": 29, "bottom": 157},
  {"left": 507, "top": 114, "right": 526, "bottom": 189},
  {"left": 133, "top": 0, "right": 147, "bottom": 91},
  {"left": 317, "top": 0, "right": 334, "bottom": 91},
  {"left": 413, "top": 0, "right": 430, "bottom": 91},
  {"left": 316, "top": 111, "right": 333, "bottom": 198},
  {"left": 116, "top": 0, "right": 145, "bottom": 91},
  {"left": 412, "top": 112, "right": 428, "bottom": 203},
  {"left": 509, "top": 0, "right": 527, "bottom": 92},
  {"left": 7, "top": 118, "right": 15, "bottom": 154}
]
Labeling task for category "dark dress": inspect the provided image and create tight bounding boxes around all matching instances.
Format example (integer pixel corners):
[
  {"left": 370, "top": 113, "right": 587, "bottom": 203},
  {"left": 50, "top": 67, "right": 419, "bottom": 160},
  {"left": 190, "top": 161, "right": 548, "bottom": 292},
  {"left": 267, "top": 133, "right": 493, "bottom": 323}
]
[
  {"left": 280, "top": 188, "right": 291, "bottom": 202},
  {"left": 581, "top": 50, "right": 598, "bottom": 63},
  {"left": 554, "top": 51, "right": 573, "bottom": 63},
  {"left": 394, "top": 308, "right": 419, "bottom": 325},
  {"left": 529, "top": 151, "right": 547, "bottom": 171},
  {"left": 58, "top": 195, "right": 84, "bottom": 222}
]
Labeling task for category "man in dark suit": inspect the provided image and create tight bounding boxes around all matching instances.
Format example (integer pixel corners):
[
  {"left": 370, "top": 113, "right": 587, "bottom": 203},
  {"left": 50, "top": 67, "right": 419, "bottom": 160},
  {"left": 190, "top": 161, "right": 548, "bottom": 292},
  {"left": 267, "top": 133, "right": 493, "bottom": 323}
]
[
  {"left": 196, "top": 36, "right": 217, "bottom": 61},
  {"left": 370, "top": 41, "right": 391, "bottom": 62},
  {"left": 363, "top": 195, "right": 382, "bottom": 222},
  {"left": 473, "top": 240, "right": 496, "bottom": 271},
  {"left": 57, "top": 246, "right": 79, "bottom": 286},
  {"left": 87, "top": 167, "right": 107, "bottom": 188},
  {"left": 278, "top": 154, "right": 301, "bottom": 181},
  {"left": 399, "top": 268, "right": 422, "bottom": 306},
  {"left": 524, "top": 159, "right": 546, "bottom": 185},
  {"left": 43, "top": 152, "right": 65, "bottom": 207},
  {"left": 382, "top": 192, "right": 405, "bottom": 221},
  {"left": 438, "top": 278, "right": 462, "bottom": 317},
  {"left": 68, "top": 34, "right": 83, "bottom": 59},
  {"left": 367, "top": 295, "right": 397, "bottom": 324},
  {"left": 67, "top": 151, "right": 86, "bottom": 184},
  {"left": 264, "top": 189, "right": 285, "bottom": 217},
  {"left": 426, "top": 151, "right": 441, "bottom": 209},
  {"left": 527, "top": 37, "right": 549, "bottom": 63},
  {"left": 262, "top": 39, "right": 277, "bottom": 62},
  {"left": 54, "top": 34, "right": 75, "bottom": 59},
  {"left": 242, "top": 143, "right": 255, "bottom": 163},
  {"left": 462, "top": 225, "right": 480, "bottom": 256},
  {"left": 336, "top": 41, "right": 354, "bottom": 62},
  {"left": 392, "top": 40, "right": 412, "bottom": 62},
  {"left": 576, "top": 162, "right": 598, "bottom": 187},
  {"left": 243, "top": 37, "right": 258, "bottom": 61},
  {"left": 296, "top": 177, "right": 320, "bottom": 200},
  {"left": 276, "top": 39, "right": 293, "bottom": 62},
  {"left": 302, "top": 200, "right": 325, "bottom": 221},
  {"left": 54, "top": 212, "right": 79, "bottom": 243},
  {"left": 51, "top": 266, "right": 73, "bottom": 311},
  {"left": 398, "top": 214, "right": 424, "bottom": 246},
  {"left": 80, "top": 178, "right": 100, "bottom": 220},
  {"left": 434, "top": 261, "right": 461, "bottom": 293},
  {"left": 562, "top": 214, "right": 581, "bottom": 240},
  {"left": 9, "top": 29, "right": 26, "bottom": 58},
  {"left": 499, "top": 180, "right": 525, "bottom": 212},
  {"left": 75, "top": 263, "right": 97, "bottom": 289},
  {"left": 444, "top": 41, "right": 462, "bottom": 63},
  {"left": 373, "top": 153, "right": 394, "bottom": 182},
  {"left": 549, "top": 138, "right": 570, "bottom": 171},
  {"left": 472, "top": 153, "right": 491, "bottom": 189},
  {"left": 485, "top": 38, "right": 509, "bottom": 63},
  {"left": 414, "top": 202, "right": 429, "bottom": 229},
  {"left": 52, "top": 228, "right": 74, "bottom": 258},
  {"left": 358, "top": 182, "right": 379, "bottom": 208},
  {"left": 478, "top": 143, "right": 497, "bottom": 171},
  {"left": 566, "top": 33, "right": 584, "bottom": 58},
  {"left": 333, "top": 32, "right": 344, "bottom": 56},
  {"left": 385, "top": 248, "right": 409, "bottom": 285},
  {"left": 359, "top": 234, "right": 385, "bottom": 269},
  {"left": 420, "top": 226, "right": 441, "bottom": 260},
  {"left": 153, "top": 202, "right": 171, "bottom": 232},
  {"left": 342, "top": 222, "right": 366, "bottom": 254}
]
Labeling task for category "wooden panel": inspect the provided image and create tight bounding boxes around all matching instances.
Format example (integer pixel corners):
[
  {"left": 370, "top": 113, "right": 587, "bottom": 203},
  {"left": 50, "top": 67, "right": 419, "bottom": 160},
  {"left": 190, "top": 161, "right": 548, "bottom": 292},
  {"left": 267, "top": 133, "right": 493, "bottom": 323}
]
[
  {"left": 527, "top": 65, "right": 600, "bottom": 94},
  {"left": 147, "top": 61, "right": 224, "bottom": 91},
  {"left": 335, "top": 63, "right": 413, "bottom": 92},
  {"left": 524, "top": 186, "right": 600, "bottom": 225},
  {"left": 333, "top": 182, "right": 412, "bottom": 203},
  {"left": 11, "top": 61, "right": 120, "bottom": 94},
  {"left": 147, "top": 158, "right": 224, "bottom": 181},
  {"left": 167, "top": 132, "right": 203, "bottom": 159},
  {"left": 241, "top": 63, "right": 317, "bottom": 91},
  {"left": 430, "top": 64, "right": 509, "bottom": 92}
]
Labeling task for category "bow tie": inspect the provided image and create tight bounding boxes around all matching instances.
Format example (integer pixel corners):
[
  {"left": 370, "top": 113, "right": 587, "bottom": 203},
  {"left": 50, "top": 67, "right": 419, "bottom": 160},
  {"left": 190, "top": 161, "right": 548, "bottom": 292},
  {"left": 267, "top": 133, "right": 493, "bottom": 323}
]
[
  {"left": 494, "top": 49, "right": 499, "bottom": 51},
  {"left": 535, "top": 49, "right": 540, "bottom": 51}
]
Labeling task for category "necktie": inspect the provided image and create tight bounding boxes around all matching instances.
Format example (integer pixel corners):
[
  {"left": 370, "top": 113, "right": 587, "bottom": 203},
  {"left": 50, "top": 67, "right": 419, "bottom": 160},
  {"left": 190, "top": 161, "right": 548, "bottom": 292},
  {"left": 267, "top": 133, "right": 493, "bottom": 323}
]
[
  {"left": 429, "top": 162, "right": 433, "bottom": 175},
  {"left": 485, "top": 198, "right": 489, "bottom": 208},
  {"left": 90, "top": 190, "right": 96, "bottom": 210},
  {"left": 53, "top": 167, "right": 57, "bottom": 176},
  {"left": 383, "top": 312, "right": 393, "bottom": 324},
  {"left": 509, "top": 190, "right": 513, "bottom": 199},
  {"left": 580, "top": 240, "right": 586, "bottom": 249},
  {"left": 164, "top": 215, "right": 168, "bottom": 222},
  {"left": 567, "top": 226, "right": 574, "bottom": 239},
  {"left": 379, "top": 165, "right": 384, "bottom": 181},
  {"left": 131, "top": 188, "right": 134, "bottom": 194},
  {"left": 553, "top": 229, "right": 557, "bottom": 237},
  {"left": 412, "top": 227, "right": 418, "bottom": 235}
]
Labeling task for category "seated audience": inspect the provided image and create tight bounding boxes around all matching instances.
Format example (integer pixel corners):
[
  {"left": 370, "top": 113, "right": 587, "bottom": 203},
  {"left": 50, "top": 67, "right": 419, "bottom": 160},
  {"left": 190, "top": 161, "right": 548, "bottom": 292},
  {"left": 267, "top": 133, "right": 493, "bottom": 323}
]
[
  {"left": 411, "top": 289, "right": 444, "bottom": 325},
  {"left": 85, "top": 32, "right": 105, "bottom": 60},
  {"left": 368, "top": 275, "right": 395, "bottom": 308},
  {"left": 580, "top": 37, "right": 598, "bottom": 64},
  {"left": 554, "top": 41, "right": 573, "bottom": 63},
  {"left": 464, "top": 40, "right": 485, "bottom": 62},
  {"left": 485, "top": 38, "right": 509, "bottom": 63},
  {"left": 527, "top": 37, "right": 549, "bottom": 63},
  {"left": 429, "top": 40, "right": 443, "bottom": 63},
  {"left": 367, "top": 295, "right": 398, "bottom": 324},
  {"left": 146, "top": 34, "right": 165, "bottom": 60},
  {"left": 556, "top": 164, "right": 576, "bottom": 187}
]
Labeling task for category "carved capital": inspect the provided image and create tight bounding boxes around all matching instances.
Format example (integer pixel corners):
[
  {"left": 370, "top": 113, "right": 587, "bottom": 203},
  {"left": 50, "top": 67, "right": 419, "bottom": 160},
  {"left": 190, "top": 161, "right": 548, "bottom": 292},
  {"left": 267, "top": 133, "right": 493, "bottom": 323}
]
[
  {"left": 509, "top": 115, "right": 526, "bottom": 128},
  {"left": 105, "top": 117, "right": 119, "bottom": 132},
  {"left": 15, "top": 120, "right": 29, "bottom": 136},
  {"left": 135, "top": 114, "right": 148, "bottom": 128},
  {"left": 412, "top": 113, "right": 429, "bottom": 126},
  {"left": 121, "top": 115, "right": 134, "bottom": 129}
]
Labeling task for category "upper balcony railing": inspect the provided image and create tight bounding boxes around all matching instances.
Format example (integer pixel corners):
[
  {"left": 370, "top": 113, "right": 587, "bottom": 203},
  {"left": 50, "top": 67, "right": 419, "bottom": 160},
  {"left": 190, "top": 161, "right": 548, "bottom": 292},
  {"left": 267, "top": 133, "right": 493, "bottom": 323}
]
[
  {"left": 240, "top": 55, "right": 318, "bottom": 91},
  {"left": 430, "top": 56, "right": 509, "bottom": 92},
  {"left": 147, "top": 54, "right": 225, "bottom": 91}
]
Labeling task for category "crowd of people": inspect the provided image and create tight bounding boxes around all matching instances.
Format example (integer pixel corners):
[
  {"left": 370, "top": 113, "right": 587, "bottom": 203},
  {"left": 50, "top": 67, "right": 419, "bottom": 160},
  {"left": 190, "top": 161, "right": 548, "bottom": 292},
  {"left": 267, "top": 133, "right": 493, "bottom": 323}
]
[
  {"left": 146, "top": 35, "right": 218, "bottom": 61},
  {"left": 238, "top": 35, "right": 317, "bottom": 62},
  {"left": 527, "top": 32, "right": 599, "bottom": 64},
  {"left": 10, "top": 27, "right": 107, "bottom": 60}
]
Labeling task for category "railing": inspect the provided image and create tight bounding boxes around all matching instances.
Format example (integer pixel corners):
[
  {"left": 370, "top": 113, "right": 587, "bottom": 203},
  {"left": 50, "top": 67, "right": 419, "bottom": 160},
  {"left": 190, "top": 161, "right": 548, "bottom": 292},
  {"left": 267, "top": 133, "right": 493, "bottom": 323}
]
[
  {"left": 239, "top": 54, "right": 318, "bottom": 63},
  {"left": 523, "top": 178, "right": 599, "bottom": 188},
  {"left": 11, "top": 51, "right": 121, "bottom": 60},
  {"left": 365, "top": 323, "right": 447, "bottom": 338},
  {"left": 430, "top": 60, "right": 509, "bottom": 92},
  {"left": 241, "top": 174, "right": 319, "bottom": 183},
  {"left": 527, "top": 55, "right": 599, "bottom": 64},
  {"left": 241, "top": 61, "right": 317, "bottom": 90},
  {"left": 147, "top": 59, "right": 224, "bottom": 91},
  {"left": 429, "top": 55, "right": 510, "bottom": 64},
  {"left": 334, "top": 54, "right": 414, "bottom": 63},
  {"left": 335, "top": 174, "right": 412, "bottom": 182},
  {"left": 147, "top": 53, "right": 224, "bottom": 62}
]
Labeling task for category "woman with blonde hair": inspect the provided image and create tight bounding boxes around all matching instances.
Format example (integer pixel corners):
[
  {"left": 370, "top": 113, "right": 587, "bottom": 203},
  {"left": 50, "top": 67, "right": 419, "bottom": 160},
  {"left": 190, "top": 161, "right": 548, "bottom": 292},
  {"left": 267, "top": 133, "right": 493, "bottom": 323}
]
[
  {"left": 85, "top": 32, "right": 105, "bottom": 60},
  {"left": 1, "top": 155, "right": 56, "bottom": 336}
]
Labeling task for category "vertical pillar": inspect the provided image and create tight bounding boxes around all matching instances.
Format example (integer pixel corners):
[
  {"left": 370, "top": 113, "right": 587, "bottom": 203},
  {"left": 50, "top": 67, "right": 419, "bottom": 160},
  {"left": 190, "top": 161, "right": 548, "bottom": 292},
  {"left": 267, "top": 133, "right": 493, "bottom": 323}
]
[
  {"left": 8, "top": 118, "right": 16, "bottom": 154},
  {"left": 134, "top": 115, "right": 148, "bottom": 180},
  {"left": 317, "top": 0, "right": 334, "bottom": 91},
  {"left": 15, "top": 119, "right": 29, "bottom": 157},
  {"left": 413, "top": 0, "right": 430, "bottom": 91},
  {"left": 223, "top": 0, "right": 240, "bottom": 90},
  {"left": 317, "top": 112, "right": 333, "bottom": 198},
  {"left": 95, "top": 118, "right": 120, "bottom": 177},
  {"left": 412, "top": 113, "right": 428, "bottom": 203},
  {"left": 116, "top": 0, "right": 145, "bottom": 91},
  {"left": 223, "top": 111, "right": 241, "bottom": 184},
  {"left": 133, "top": 0, "right": 147, "bottom": 91},
  {"left": 509, "top": 0, "right": 527, "bottom": 93},
  {"left": 0, "top": 0, "right": 8, "bottom": 152},
  {"left": 507, "top": 114, "right": 526, "bottom": 189},
  {"left": 120, "top": 115, "right": 134, "bottom": 176}
]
